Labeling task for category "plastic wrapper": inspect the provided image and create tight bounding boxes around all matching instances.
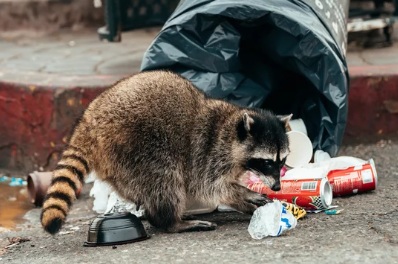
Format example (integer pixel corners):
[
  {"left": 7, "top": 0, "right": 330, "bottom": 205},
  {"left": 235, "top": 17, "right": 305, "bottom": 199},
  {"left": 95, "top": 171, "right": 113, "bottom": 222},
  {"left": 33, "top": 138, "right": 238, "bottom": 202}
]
[
  {"left": 280, "top": 201, "right": 306, "bottom": 220},
  {"left": 89, "top": 179, "right": 145, "bottom": 217},
  {"left": 105, "top": 192, "right": 146, "bottom": 218},
  {"left": 248, "top": 200, "right": 297, "bottom": 239},
  {"left": 141, "top": 0, "right": 350, "bottom": 156}
]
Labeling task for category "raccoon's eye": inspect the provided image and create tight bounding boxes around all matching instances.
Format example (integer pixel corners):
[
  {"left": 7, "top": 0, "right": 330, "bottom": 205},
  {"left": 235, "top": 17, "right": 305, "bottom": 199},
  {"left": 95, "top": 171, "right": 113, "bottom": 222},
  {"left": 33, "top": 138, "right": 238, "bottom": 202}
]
[
  {"left": 246, "top": 158, "right": 275, "bottom": 172},
  {"left": 263, "top": 159, "right": 272, "bottom": 164},
  {"left": 263, "top": 159, "right": 274, "bottom": 168}
]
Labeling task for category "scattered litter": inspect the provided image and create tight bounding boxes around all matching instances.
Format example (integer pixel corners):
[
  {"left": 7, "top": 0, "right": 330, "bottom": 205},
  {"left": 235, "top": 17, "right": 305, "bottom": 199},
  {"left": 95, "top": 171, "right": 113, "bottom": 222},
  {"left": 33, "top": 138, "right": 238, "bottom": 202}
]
[
  {"left": 247, "top": 172, "right": 333, "bottom": 211},
  {"left": 90, "top": 178, "right": 145, "bottom": 217},
  {"left": 0, "top": 176, "right": 9, "bottom": 182},
  {"left": 105, "top": 192, "right": 145, "bottom": 217},
  {"left": 8, "top": 197, "right": 17, "bottom": 202},
  {"left": 325, "top": 209, "right": 344, "bottom": 215},
  {"left": 57, "top": 225, "right": 81, "bottom": 235},
  {"left": 280, "top": 202, "right": 306, "bottom": 220},
  {"left": 219, "top": 201, "right": 305, "bottom": 220},
  {"left": 248, "top": 200, "right": 297, "bottom": 239},
  {"left": 27, "top": 171, "right": 53, "bottom": 206},
  {"left": 5, "top": 237, "right": 30, "bottom": 249},
  {"left": 285, "top": 130, "right": 313, "bottom": 168},
  {"left": 327, "top": 159, "right": 377, "bottom": 196},
  {"left": 246, "top": 153, "right": 378, "bottom": 215},
  {"left": 307, "top": 205, "right": 339, "bottom": 214},
  {"left": 59, "top": 231, "right": 74, "bottom": 235},
  {"left": 89, "top": 179, "right": 112, "bottom": 213},
  {"left": 8, "top": 177, "right": 27, "bottom": 187},
  {"left": 282, "top": 156, "right": 378, "bottom": 197},
  {"left": 313, "top": 150, "right": 331, "bottom": 163}
]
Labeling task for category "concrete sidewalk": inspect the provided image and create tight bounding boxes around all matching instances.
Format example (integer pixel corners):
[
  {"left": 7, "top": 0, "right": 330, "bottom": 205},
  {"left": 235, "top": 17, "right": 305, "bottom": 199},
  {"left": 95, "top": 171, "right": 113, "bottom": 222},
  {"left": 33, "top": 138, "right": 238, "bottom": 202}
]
[{"left": 0, "top": 27, "right": 398, "bottom": 172}]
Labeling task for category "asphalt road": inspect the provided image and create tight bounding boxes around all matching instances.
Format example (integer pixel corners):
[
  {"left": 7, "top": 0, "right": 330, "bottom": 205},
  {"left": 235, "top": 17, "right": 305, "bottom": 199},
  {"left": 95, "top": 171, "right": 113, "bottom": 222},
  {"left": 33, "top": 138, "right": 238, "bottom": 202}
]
[{"left": 1, "top": 137, "right": 398, "bottom": 264}]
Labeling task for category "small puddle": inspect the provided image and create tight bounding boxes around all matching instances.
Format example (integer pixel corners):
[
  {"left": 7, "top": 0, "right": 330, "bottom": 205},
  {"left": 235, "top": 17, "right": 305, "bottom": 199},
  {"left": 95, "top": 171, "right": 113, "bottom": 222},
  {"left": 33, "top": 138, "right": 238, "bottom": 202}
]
[{"left": 0, "top": 182, "right": 34, "bottom": 231}]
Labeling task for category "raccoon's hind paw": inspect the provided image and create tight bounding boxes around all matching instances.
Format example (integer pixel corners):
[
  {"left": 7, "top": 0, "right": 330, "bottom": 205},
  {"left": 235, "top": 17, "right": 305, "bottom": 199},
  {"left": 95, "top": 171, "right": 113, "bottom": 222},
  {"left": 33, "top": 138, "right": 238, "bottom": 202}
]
[{"left": 169, "top": 220, "right": 217, "bottom": 233}]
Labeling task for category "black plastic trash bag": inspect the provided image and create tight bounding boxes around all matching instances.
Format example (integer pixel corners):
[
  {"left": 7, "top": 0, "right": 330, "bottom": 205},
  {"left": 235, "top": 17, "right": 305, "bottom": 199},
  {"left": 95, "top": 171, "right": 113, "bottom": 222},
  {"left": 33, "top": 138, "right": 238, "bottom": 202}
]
[{"left": 141, "top": 0, "right": 349, "bottom": 157}]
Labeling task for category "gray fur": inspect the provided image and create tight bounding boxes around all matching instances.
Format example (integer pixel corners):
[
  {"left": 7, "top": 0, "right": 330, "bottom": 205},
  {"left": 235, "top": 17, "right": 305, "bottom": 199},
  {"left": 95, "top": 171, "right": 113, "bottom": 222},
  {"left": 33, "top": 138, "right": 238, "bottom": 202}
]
[{"left": 41, "top": 70, "right": 290, "bottom": 234}]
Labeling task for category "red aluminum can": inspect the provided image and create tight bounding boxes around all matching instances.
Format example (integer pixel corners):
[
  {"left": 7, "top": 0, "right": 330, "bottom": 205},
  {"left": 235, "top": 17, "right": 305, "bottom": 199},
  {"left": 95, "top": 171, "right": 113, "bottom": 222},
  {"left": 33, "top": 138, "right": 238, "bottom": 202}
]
[
  {"left": 248, "top": 177, "right": 333, "bottom": 211},
  {"left": 327, "top": 159, "right": 377, "bottom": 196}
]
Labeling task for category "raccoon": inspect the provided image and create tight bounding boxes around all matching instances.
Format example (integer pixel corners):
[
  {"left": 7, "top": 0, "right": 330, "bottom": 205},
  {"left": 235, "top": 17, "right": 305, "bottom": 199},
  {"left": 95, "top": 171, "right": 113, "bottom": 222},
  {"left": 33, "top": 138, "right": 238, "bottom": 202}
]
[{"left": 41, "top": 70, "right": 291, "bottom": 235}]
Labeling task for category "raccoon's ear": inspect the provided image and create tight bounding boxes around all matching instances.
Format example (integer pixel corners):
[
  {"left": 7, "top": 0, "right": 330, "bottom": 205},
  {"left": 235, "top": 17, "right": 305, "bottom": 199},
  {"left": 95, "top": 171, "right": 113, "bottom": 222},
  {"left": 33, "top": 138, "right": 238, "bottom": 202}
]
[
  {"left": 277, "top": 114, "right": 293, "bottom": 129},
  {"left": 243, "top": 112, "right": 254, "bottom": 132},
  {"left": 237, "top": 112, "right": 254, "bottom": 141}
]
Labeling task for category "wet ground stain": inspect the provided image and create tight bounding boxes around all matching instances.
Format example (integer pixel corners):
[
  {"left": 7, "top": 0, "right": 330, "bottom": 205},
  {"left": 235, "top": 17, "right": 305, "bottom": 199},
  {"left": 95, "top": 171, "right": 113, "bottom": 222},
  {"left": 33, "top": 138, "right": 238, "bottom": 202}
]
[{"left": 0, "top": 182, "right": 34, "bottom": 231}]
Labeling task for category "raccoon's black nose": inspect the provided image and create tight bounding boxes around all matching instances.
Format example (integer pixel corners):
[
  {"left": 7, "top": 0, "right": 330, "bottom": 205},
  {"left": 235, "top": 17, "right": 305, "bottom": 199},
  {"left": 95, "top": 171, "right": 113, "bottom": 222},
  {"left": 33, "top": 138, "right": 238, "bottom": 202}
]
[{"left": 271, "top": 182, "right": 281, "bottom": 191}]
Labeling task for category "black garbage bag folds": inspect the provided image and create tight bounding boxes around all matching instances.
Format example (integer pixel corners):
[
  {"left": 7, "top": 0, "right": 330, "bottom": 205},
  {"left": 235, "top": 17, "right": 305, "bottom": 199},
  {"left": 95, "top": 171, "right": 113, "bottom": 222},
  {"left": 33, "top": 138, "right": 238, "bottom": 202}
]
[{"left": 141, "top": 0, "right": 350, "bottom": 157}]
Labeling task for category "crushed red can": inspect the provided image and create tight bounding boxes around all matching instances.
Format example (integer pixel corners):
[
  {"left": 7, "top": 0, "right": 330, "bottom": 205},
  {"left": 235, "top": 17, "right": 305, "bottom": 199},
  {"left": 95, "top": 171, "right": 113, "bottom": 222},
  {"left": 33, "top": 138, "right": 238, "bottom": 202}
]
[
  {"left": 327, "top": 159, "right": 377, "bottom": 196},
  {"left": 248, "top": 177, "right": 333, "bottom": 211}
]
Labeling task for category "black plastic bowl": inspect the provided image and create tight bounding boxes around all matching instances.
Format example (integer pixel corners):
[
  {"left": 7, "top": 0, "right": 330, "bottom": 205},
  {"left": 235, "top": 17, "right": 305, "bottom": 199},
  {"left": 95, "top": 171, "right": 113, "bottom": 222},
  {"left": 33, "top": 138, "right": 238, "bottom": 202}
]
[{"left": 84, "top": 212, "right": 149, "bottom": 247}]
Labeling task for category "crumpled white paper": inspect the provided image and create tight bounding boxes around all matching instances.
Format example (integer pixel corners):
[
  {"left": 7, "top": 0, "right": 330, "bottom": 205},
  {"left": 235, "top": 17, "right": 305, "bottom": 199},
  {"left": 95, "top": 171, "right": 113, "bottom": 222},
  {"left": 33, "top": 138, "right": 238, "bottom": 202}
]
[
  {"left": 89, "top": 177, "right": 145, "bottom": 218},
  {"left": 248, "top": 200, "right": 297, "bottom": 239},
  {"left": 89, "top": 178, "right": 112, "bottom": 213}
]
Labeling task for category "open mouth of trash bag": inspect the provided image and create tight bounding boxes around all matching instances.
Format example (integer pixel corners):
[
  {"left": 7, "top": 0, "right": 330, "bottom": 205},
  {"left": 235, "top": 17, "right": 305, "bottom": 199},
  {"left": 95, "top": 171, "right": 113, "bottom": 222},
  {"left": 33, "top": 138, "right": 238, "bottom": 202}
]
[{"left": 141, "top": 0, "right": 350, "bottom": 157}]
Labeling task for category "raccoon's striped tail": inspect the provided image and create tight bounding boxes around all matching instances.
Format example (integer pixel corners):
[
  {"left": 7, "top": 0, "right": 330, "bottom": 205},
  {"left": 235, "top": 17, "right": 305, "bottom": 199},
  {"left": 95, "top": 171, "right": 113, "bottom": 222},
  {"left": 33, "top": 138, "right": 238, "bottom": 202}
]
[{"left": 41, "top": 146, "right": 90, "bottom": 234}]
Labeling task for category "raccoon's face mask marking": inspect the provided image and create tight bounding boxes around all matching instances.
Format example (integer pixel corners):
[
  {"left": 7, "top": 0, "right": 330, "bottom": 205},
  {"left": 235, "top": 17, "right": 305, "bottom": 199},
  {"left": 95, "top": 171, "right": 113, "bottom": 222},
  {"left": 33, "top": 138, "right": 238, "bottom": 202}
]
[
  {"left": 237, "top": 111, "right": 291, "bottom": 191},
  {"left": 245, "top": 157, "right": 287, "bottom": 191}
]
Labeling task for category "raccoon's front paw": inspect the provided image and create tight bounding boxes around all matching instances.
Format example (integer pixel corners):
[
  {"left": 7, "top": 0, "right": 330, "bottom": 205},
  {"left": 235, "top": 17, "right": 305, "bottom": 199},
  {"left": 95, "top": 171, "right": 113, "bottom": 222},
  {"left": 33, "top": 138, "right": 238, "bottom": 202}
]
[
  {"left": 246, "top": 193, "right": 272, "bottom": 207},
  {"left": 226, "top": 201, "right": 257, "bottom": 215}
]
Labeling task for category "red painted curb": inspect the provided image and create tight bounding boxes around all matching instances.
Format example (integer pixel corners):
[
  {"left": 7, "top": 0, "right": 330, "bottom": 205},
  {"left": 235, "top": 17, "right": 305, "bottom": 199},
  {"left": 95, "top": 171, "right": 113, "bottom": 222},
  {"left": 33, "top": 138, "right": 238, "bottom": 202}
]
[
  {"left": 346, "top": 66, "right": 398, "bottom": 137},
  {"left": 349, "top": 64, "right": 398, "bottom": 78},
  {"left": 1, "top": 65, "right": 398, "bottom": 172},
  {"left": 0, "top": 80, "right": 108, "bottom": 173}
]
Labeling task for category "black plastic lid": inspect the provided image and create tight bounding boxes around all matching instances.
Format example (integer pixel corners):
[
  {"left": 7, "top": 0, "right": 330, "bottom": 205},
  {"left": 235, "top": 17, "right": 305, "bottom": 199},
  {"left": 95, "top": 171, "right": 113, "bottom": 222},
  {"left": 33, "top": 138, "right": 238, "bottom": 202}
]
[{"left": 84, "top": 212, "right": 149, "bottom": 247}]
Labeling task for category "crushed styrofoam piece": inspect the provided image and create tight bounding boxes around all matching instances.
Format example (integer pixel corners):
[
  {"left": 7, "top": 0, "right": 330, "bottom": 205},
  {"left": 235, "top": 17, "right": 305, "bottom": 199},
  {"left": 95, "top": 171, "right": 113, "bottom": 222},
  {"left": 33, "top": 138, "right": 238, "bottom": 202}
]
[
  {"left": 89, "top": 178, "right": 145, "bottom": 217},
  {"left": 105, "top": 192, "right": 145, "bottom": 217},
  {"left": 248, "top": 200, "right": 297, "bottom": 239}
]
